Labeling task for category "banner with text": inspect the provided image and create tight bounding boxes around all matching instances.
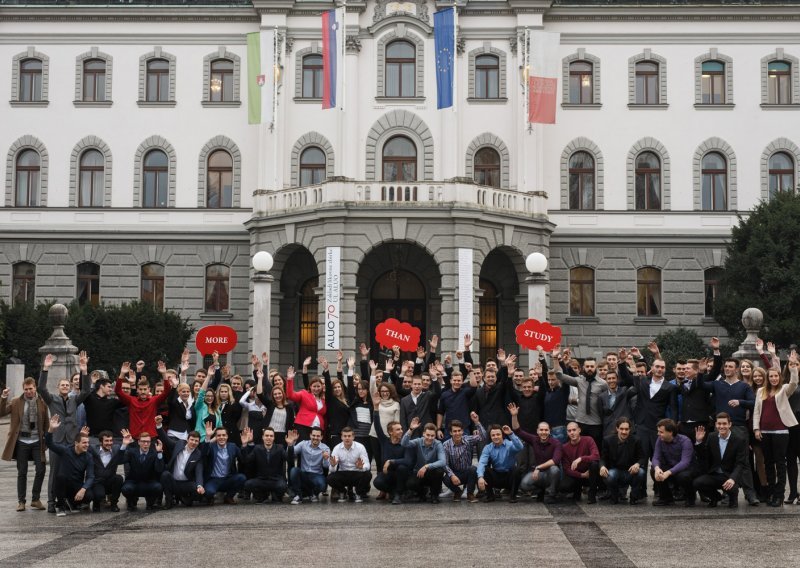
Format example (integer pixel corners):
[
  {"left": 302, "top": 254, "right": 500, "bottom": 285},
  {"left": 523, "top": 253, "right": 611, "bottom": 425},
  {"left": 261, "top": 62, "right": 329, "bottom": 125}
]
[
  {"left": 515, "top": 318, "right": 562, "bottom": 352},
  {"left": 457, "top": 248, "right": 474, "bottom": 342},
  {"left": 196, "top": 325, "right": 238, "bottom": 356},
  {"left": 325, "top": 246, "right": 341, "bottom": 349},
  {"left": 375, "top": 318, "right": 422, "bottom": 352}
]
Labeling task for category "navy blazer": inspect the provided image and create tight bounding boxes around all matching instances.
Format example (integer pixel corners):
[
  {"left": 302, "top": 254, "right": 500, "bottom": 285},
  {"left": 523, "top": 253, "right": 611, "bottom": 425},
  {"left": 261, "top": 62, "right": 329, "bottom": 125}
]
[
  {"left": 88, "top": 444, "right": 126, "bottom": 481},
  {"left": 123, "top": 444, "right": 165, "bottom": 482},
  {"left": 200, "top": 441, "right": 244, "bottom": 481},
  {"left": 157, "top": 427, "right": 204, "bottom": 486}
]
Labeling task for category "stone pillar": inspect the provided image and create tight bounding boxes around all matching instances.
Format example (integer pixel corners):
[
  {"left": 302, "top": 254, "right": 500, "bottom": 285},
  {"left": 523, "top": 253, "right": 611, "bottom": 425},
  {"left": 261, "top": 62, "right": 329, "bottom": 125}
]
[
  {"left": 438, "top": 287, "right": 458, "bottom": 357},
  {"left": 252, "top": 272, "right": 274, "bottom": 357},
  {"left": 733, "top": 307, "right": 763, "bottom": 365},
  {"left": 527, "top": 273, "right": 548, "bottom": 321},
  {"left": 38, "top": 304, "right": 78, "bottom": 391},
  {"left": 5, "top": 364, "right": 25, "bottom": 397}
]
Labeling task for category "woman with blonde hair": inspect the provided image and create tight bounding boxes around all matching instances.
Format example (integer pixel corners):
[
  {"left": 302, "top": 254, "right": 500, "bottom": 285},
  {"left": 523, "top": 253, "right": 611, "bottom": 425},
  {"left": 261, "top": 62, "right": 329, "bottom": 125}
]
[{"left": 753, "top": 351, "right": 799, "bottom": 507}]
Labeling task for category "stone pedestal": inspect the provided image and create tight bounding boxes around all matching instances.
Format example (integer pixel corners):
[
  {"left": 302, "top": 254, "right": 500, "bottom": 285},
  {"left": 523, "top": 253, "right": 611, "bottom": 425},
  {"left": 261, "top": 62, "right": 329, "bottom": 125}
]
[
  {"left": 732, "top": 307, "right": 763, "bottom": 365},
  {"left": 38, "top": 304, "right": 78, "bottom": 391},
  {"left": 5, "top": 364, "right": 25, "bottom": 397}
]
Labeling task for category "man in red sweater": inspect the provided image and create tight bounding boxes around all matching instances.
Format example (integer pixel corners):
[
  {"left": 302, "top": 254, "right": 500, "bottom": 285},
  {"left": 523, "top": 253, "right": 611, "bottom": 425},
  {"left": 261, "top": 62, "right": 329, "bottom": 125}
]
[
  {"left": 559, "top": 421, "right": 601, "bottom": 503},
  {"left": 115, "top": 361, "right": 172, "bottom": 438}
]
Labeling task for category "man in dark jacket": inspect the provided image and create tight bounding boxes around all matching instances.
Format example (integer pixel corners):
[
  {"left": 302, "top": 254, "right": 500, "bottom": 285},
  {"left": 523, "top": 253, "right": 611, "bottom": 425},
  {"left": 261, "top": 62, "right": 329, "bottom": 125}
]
[
  {"left": 600, "top": 417, "right": 647, "bottom": 504},
  {"left": 44, "top": 415, "right": 94, "bottom": 517},
  {"left": 88, "top": 430, "right": 126, "bottom": 512},
  {"left": 693, "top": 413, "right": 749, "bottom": 508},
  {"left": 241, "top": 427, "right": 295, "bottom": 503},
  {"left": 121, "top": 430, "right": 165, "bottom": 510},
  {"left": 156, "top": 422, "right": 204, "bottom": 508}
]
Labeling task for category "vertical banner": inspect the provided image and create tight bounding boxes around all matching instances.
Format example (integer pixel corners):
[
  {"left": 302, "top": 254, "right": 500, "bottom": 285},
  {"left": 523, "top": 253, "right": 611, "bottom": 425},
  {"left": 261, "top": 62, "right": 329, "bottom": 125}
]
[
  {"left": 457, "top": 248, "right": 474, "bottom": 343},
  {"left": 434, "top": 7, "right": 455, "bottom": 110},
  {"left": 246, "top": 29, "right": 276, "bottom": 125},
  {"left": 325, "top": 246, "right": 341, "bottom": 349},
  {"left": 528, "top": 31, "right": 560, "bottom": 124},
  {"left": 321, "top": 9, "right": 342, "bottom": 110}
]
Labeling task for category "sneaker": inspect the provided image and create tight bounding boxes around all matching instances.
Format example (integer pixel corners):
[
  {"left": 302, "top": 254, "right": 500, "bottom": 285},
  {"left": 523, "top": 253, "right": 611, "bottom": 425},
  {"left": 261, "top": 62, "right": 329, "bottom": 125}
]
[
  {"left": 391, "top": 495, "right": 402, "bottom": 505},
  {"left": 467, "top": 494, "right": 480, "bottom": 503},
  {"left": 56, "top": 508, "right": 67, "bottom": 517},
  {"left": 310, "top": 494, "right": 319, "bottom": 503},
  {"left": 16, "top": 502, "right": 25, "bottom": 512},
  {"left": 354, "top": 494, "right": 363, "bottom": 503},
  {"left": 337, "top": 496, "right": 347, "bottom": 503},
  {"left": 290, "top": 496, "right": 301, "bottom": 505},
  {"left": 438, "top": 488, "right": 453, "bottom": 499},
  {"left": 30, "top": 500, "right": 45, "bottom": 511}
]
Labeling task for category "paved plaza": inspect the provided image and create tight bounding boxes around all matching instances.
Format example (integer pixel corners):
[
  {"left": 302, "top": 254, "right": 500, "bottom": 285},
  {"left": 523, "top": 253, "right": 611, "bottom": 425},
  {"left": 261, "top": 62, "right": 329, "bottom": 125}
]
[{"left": 1, "top": 418, "right": 799, "bottom": 568}]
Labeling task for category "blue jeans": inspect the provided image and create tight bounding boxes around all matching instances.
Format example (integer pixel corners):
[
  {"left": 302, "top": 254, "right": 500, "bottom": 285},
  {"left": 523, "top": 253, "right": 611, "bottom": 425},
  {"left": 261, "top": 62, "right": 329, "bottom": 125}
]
[
  {"left": 205, "top": 474, "right": 246, "bottom": 499},
  {"left": 520, "top": 466, "right": 561, "bottom": 497},
  {"left": 289, "top": 469, "right": 327, "bottom": 498},
  {"left": 606, "top": 468, "right": 646, "bottom": 499}
]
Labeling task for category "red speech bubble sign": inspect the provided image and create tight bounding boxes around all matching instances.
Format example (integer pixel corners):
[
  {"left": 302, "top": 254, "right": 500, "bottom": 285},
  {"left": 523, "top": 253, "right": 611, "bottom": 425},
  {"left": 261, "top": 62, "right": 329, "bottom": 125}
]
[
  {"left": 515, "top": 319, "right": 562, "bottom": 352},
  {"left": 375, "top": 318, "right": 422, "bottom": 352},
  {"left": 195, "top": 325, "right": 238, "bottom": 356}
]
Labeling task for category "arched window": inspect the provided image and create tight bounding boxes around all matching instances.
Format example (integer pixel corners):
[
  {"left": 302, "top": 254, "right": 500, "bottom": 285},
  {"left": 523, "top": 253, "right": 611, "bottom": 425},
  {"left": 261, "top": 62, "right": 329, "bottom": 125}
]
[
  {"left": 385, "top": 41, "right": 415, "bottom": 97},
  {"left": 474, "top": 147, "right": 501, "bottom": 188},
  {"left": 475, "top": 55, "right": 499, "bottom": 99},
  {"left": 12, "top": 262, "right": 35, "bottom": 306},
  {"left": 768, "top": 61, "right": 792, "bottom": 105},
  {"left": 569, "top": 267, "right": 595, "bottom": 317},
  {"left": 769, "top": 152, "right": 795, "bottom": 198},
  {"left": 302, "top": 54, "right": 323, "bottom": 99},
  {"left": 298, "top": 278, "right": 319, "bottom": 366},
  {"left": 701, "top": 152, "right": 727, "bottom": 211},
  {"left": 382, "top": 135, "right": 417, "bottom": 182},
  {"left": 146, "top": 58, "right": 170, "bottom": 102},
  {"left": 704, "top": 267, "right": 723, "bottom": 318},
  {"left": 635, "top": 61, "right": 659, "bottom": 104},
  {"left": 209, "top": 59, "right": 234, "bottom": 102},
  {"left": 479, "top": 279, "right": 499, "bottom": 364},
  {"left": 15, "top": 149, "right": 40, "bottom": 207},
  {"left": 83, "top": 59, "right": 106, "bottom": 102},
  {"left": 700, "top": 60, "right": 725, "bottom": 104},
  {"left": 142, "top": 149, "right": 168, "bottom": 208},
  {"left": 635, "top": 151, "right": 661, "bottom": 210},
  {"left": 77, "top": 262, "right": 100, "bottom": 306},
  {"left": 79, "top": 149, "right": 104, "bottom": 207},
  {"left": 568, "top": 151, "right": 595, "bottom": 210},
  {"left": 637, "top": 267, "right": 661, "bottom": 317},
  {"left": 207, "top": 150, "right": 233, "bottom": 208},
  {"left": 569, "top": 61, "right": 593, "bottom": 104},
  {"left": 205, "top": 264, "right": 230, "bottom": 312},
  {"left": 19, "top": 59, "right": 43, "bottom": 102},
  {"left": 299, "top": 147, "right": 326, "bottom": 186},
  {"left": 141, "top": 263, "right": 165, "bottom": 309}
]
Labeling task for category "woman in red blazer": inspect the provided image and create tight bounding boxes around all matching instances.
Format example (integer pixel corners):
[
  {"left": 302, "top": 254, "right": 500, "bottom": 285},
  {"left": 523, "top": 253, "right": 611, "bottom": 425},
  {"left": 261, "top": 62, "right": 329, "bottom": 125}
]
[{"left": 286, "top": 367, "right": 326, "bottom": 441}]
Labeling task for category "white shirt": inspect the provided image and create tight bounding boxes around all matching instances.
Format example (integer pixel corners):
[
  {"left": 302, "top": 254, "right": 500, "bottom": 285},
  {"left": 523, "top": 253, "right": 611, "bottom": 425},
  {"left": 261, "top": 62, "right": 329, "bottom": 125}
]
[
  {"left": 331, "top": 441, "right": 370, "bottom": 472},
  {"left": 173, "top": 446, "right": 194, "bottom": 482},
  {"left": 311, "top": 398, "right": 323, "bottom": 428},
  {"left": 98, "top": 447, "right": 113, "bottom": 468},
  {"left": 650, "top": 378, "right": 664, "bottom": 398}
]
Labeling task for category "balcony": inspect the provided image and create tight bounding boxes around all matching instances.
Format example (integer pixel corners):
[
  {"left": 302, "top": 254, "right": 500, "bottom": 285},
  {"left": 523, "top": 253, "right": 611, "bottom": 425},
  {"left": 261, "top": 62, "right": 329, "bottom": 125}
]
[{"left": 252, "top": 180, "right": 549, "bottom": 219}]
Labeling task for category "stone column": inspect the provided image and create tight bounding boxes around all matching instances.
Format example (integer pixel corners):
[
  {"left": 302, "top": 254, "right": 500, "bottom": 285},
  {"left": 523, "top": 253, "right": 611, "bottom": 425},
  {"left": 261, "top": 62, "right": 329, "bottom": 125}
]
[
  {"left": 733, "top": 307, "right": 763, "bottom": 365},
  {"left": 252, "top": 272, "right": 274, "bottom": 357},
  {"left": 38, "top": 304, "right": 78, "bottom": 391},
  {"left": 527, "top": 273, "right": 548, "bottom": 321}
]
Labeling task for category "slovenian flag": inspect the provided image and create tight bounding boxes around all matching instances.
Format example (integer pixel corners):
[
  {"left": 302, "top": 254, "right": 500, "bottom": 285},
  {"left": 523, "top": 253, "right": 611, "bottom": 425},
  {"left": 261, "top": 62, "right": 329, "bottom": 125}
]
[
  {"left": 321, "top": 9, "right": 341, "bottom": 110},
  {"left": 528, "top": 31, "right": 560, "bottom": 124},
  {"left": 246, "top": 29, "right": 276, "bottom": 125}
]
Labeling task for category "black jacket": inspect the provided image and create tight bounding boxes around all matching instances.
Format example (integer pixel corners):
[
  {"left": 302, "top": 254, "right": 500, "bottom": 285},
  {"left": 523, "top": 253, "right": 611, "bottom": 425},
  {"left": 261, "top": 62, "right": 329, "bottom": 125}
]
[
  {"left": 166, "top": 391, "right": 196, "bottom": 435},
  {"left": 241, "top": 443, "right": 293, "bottom": 481},
  {"left": 619, "top": 366, "right": 678, "bottom": 431},
  {"left": 157, "top": 427, "right": 204, "bottom": 485},
  {"left": 695, "top": 431, "right": 748, "bottom": 482},
  {"left": 600, "top": 434, "right": 647, "bottom": 470},
  {"left": 88, "top": 444, "right": 126, "bottom": 482},
  {"left": 123, "top": 444, "right": 165, "bottom": 482}
]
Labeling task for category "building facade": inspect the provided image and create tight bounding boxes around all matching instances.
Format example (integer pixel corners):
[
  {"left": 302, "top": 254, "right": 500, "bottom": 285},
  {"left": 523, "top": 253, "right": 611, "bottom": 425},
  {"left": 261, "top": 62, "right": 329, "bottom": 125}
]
[{"left": 1, "top": 0, "right": 798, "bottom": 369}]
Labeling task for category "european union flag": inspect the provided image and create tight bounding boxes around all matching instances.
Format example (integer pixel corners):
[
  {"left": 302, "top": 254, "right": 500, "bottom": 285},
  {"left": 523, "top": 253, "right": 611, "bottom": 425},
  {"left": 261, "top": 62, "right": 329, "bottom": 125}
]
[{"left": 434, "top": 8, "right": 455, "bottom": 109}]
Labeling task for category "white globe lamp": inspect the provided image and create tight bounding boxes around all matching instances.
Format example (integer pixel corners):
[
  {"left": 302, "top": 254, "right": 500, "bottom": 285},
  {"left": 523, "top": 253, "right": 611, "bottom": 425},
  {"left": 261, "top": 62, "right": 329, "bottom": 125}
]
[
  {"left": 525, "top": 252, "right": 548, "bottom": 274},
  {"left": 252, "top": 251, "right": 274, "bottom": 273}
]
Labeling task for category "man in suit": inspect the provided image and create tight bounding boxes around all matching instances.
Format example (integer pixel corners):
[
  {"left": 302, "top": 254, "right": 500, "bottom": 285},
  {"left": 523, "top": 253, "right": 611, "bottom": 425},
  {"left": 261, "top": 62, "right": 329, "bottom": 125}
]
[
  {"left": 400, "top": 376, "right": 440, "bottom": 438},
  {"left": 241, "top": 427, "right": 295, "bottom": 503},
  {"left": 600, "top": 371, "right": 635, "bottom": 439},
  {"left": 156, "top": 422, "right": 204, "bottom": 508},
  {"left": 693, "top": 412, "right": 748, "bottom": 508},
  {"left": 201, "top": 425, "right": 246, "bottom": 505},
  {"left": 121, "top": 430, "right": 165, "bottom": 510},
  {"left": 44, "top": 416, "right": 94, "bottom": 517},
  {"left": 88, "top": 430, "right": 126, "bottom": 512}
]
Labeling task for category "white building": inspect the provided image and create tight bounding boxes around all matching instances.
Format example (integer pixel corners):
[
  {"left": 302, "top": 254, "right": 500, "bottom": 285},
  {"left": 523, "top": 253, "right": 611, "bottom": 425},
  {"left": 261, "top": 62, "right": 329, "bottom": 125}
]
[{"left": 1, "top": 0, "right": 798, "bottom": 368}]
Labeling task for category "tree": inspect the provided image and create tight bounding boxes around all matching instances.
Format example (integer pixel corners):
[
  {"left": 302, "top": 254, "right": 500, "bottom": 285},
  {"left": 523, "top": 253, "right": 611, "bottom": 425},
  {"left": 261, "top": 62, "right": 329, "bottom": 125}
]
[
  {"left": 641, "top": 327, "right": 705, "bottom": 378},
  {"left": 713, "top": 191, "right": 800, "bottom": 347},
  {"left": 0, "top": 301, "right": 54, "bottom": 377}
]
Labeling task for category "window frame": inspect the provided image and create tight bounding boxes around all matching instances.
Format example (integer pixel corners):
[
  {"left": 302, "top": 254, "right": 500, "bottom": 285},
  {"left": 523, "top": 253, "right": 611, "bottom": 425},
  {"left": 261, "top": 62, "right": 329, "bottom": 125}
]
[
  {"left": 76, "top": 262, "right": 100, "bottom": 307},
  {"left": 145, "top": 58, "right": 170, "bottom": 102},
  {"left": 206, "top": 149, "right": 234, "bottom": 209},
  {"left": 568, "top": 151, "right": 595, "bottom": 210},
  {"left": 142, "top": 149, "right": 169, "bottom": 209},
  {"left": 141, "top": 263, "right": 165, "bottom": 310},
  {"left": 636, "top": 267, "right": 662, "bottom": 318},
  {"left": 15, "top": 149, "right": 41, "bottom": 207},
  {"left": 299, "top": 146, "right": 327, "bottom": 186},
  {"left": 205, "top": 263, "right": 231, "bottom": 313},
  {"left": 301, "top": 54, "right": 323, "bottom": 99},
  {"left": 78, "top": 149, "right": 105, "bottom": 208},
  {"left": 82, "top": 58, "right": 107, "bottom": 103},
  {"left": 768, "top": 151, "right": 796, "bottom": 198},
  {"left": 701, "top": 152, "right": 728, "bottom": 211},
  {"left": 209, "top": 58, "right": 235, "bottom": 102},
  {"left": 19, "top": 58, "right": 43, "bottom": 103},
  {"left": 475, "top": 54, "right": 500, "bottom": 100},
  {"left": 381, "top": 135, "right": 417, "bottom": 182},
  {"left": 703, "top": 267, "right": 722, "bottom": 318},
  {"left": 569, "top": 266, "right": 595, "bottom": 317},
  {"left": 298, "top": 277, "right": 319, "bottom": 367},
  {"left": 635, "top": 61, "right": 660, "bottom": 105},
  {"left": 768, "top": 61, "right": 792, "bottom": 105},
  {"left": 12, "top": 262, "right": 36, "bottom": 307},
  {"left": 634, "top": 151, "right": 662, "bottom": 211},
  {"left": 473, "top": 146, "right": 501, "bottom": 188},
  {"left": 700, "top": 60, "right": 725, "bottom": 105},
  {"left": 384, "top": 40, "right": 416, "bottom": 98},
  {"left": 568, "top": 61, "right": 593, "bottom": 105}
]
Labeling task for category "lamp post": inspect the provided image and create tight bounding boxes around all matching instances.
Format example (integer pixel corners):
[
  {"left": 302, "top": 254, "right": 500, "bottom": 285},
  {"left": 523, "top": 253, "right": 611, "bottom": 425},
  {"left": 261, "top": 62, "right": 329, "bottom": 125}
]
[
  {"left": 251, "top": 251, "right": 274, "bottom": 357},
  {"left": 525, "top": 252, "right": 548, "bottom": 322}
]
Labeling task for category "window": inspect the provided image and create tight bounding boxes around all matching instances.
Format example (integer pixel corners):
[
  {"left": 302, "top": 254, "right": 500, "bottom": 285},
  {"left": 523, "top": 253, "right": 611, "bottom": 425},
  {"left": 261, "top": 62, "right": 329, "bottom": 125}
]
[
  {"left": 207, "top": 150, "right": 233, "bottom": 208},
  {"left": 635, "top": 152, "right": 661, "bottom": 210},
  {"left": 79, "top": 150, "right": 104, "bottom": 207},
  {"left": 475, "top": 55, "right": 499, "bottom": 99},
  {"left": 12, "top": 262, "right": 35, "bottom": 306},
  {"left": 569, "top": 61, "right": 593, "bottom": 104},
  {"left": 704, "top": 267, "right": 722, "bottom": 318},
  {"left": 768, "top": 61, "right": 792, "bottom": 105},
  {"left": 146, "top": 59, "right": 170, "bottom": 102},
  {"left": 205, "top": 264, "right": 230, "bottom": 312},
  {"left": 142, "top": 150, "right": 168, "bottom": 208},
  {"left": 299, "top": 147, "right": 326, "bottom": 186},
  {"left": 141, "top": 263, "right": 164, "bottom": 309},
  {"left": 298, "top": 278, "right": 319, "bottom": 366},
  {"left": 568, "top": 151, "right": 595, "bottom": 210},
  {"left": 15, "top": 150, "right": 41, "bottom": 207},
  {"left": 302, "top": 54, "right": 323, "bottom": 99},
  {"left": 209, "top": 59, "right": 234, "bottom": 102},
  {"left": 382, "top": 136, "right": 417, "bottom": 182},
  {"left": 479, "top": 279, "right": 498, "bottom": 364},
  {"left": 769, "top": 152, "right": 795, "bottom": 198},
  {"left": 635, "top": 61, "right": 659, "bottom": 104},
  {"left": 76, "top": 262, "right": 100, "bottom": 306},
  {"left": 385, "top": 41, "right": 415, "bottom": 97},
  {"left": 19, "top": 59, "right": 43, "bottom": 102},
  {"left": 569, "top": 267, "right": 595, "bottom": 317},
  {"left": 701, "top": 152, "right": 727, "bottom": 211},
  {"left": 637, "top": 267, "right": 661, "bottom": 317},
  {"left": 474, "top": 147, "right": 501, "bottom": 188},
  {"left": 82, "top": 59, "right": 106, "bottom": 102},
  {"left": 700, "top": 61, "right": 725, "bottom": 104}
]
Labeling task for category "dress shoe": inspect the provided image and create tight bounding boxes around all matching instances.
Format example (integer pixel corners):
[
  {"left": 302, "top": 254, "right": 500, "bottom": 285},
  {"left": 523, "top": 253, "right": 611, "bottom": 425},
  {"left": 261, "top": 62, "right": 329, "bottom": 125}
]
[
  {"left": 109, "top": 504, "right": 120, "bottom": 512},
  {"left": 224, "top": 497, "right": 237, "bottom": 505},
  {"left": 47, "top": 503, "right": 56, "bottom": 514},
  {"left": 767, "top": 496, "right": 783, "bottom": 508},
  {"left": 16, "top": 502, "right": 25, "bottom": 512},
  {"left": 391, "top": 495, "right": 402, "bottom": 505},
  {"left": 784, "top": 494, "right": 798, "bottom": 505},
  {"left": 728, "top": 496, "right": 739, "bottom": 508},
  {"left": 684, "top": 500, "right": 696, "bottom": 507},
  {"left": 629, "top": 497, "right": 640, "bottom": 505},
  {"left": 30, "top": 500, "right": 45, "bottom": 510},
  {"left": 430, "top": 497, "right": 440, "bottom": 504},
  {"left": 746, "top": 495, "right": 760, "bottom": 506},
  {"left": 587, "top": 492, "right": 597, "bottom": 504},
  {"left": 652, "top": 499, "right": 675, "bottom": 507}
]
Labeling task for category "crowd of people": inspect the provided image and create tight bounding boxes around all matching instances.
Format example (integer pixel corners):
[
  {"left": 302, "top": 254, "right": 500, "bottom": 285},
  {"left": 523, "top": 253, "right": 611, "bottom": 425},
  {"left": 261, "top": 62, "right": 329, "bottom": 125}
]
[{"left": 2, "top": 333, "right": 799, "bottom": 516}]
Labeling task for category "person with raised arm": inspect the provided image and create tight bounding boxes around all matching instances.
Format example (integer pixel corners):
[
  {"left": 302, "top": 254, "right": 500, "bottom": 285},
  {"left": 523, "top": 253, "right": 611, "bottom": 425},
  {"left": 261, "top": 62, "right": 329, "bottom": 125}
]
[
  {"left": 437, "top": 341, "right": 479, "bottom": 439},
  {"left": 200, "top": 423, "right": 246, "bottom": 505},
  {"left": 286, "top": 364, "right": 327, "bottom": 441},
  {"left": 121, "top": 429, "right": 165, "bottom": 510},
  {"left": 693, "top": 413, "right": 748, "bottom": 508},
  {"left": 327, "top": 426, "right": 371, "bottom": 502},
  {"left": 155, "top": 416, "right": 205, "bottom": 509},
  {"left": 115, "top": 360, "right": 173, "bottom": 440},
  {"left": 401, "top": 417, "right": 446, "bottom": 503},
  {"left": 255, "top": 367, "right": 296, "bottom": 446},
  {"left": 44, "top": 416, "right": 94, "bottom": 517},
  {"left": 241, "top": 427, "right": 296, "bottom": 504},
  {"left": 441, "top": 411, "right": 485, "bottom": 502},
  {"left": 476, "top": 420, "right": 524, "bottom": 503},
  {"left": 88, "top": 429, "right": 127, "bottom": 512},
  {"left": 77, "top": 351, "right": 124, "bottom": 447},
  {"left": 289, "top": 427, "right": 330, "bottom": 504},
  {"left": 510, "top": 403, "right": 562, "bottom": 504},
  {"left": 554, "top": 349, "right": 608, "bottom": 452}
]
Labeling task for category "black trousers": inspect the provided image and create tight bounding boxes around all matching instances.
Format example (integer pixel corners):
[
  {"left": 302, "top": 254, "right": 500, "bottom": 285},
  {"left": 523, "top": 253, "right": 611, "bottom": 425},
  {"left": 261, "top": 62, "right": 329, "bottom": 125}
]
[
  {"left": 54, "top": 476, "right": 93, "bottom": 506},
  {"left": 405, "top": 468, "right": 445, "bottom": 497},
  {"left": 160, "top": 471, "right": 201, "bottom": 504},
  {"left": 787, "top": 419, "right": 800, "bottom": 498},
  {"left": 762, "top": 432, "right": 790, "bottom": 499},
  {"left": 694, "top": 472, "right": 739, "bottom": 501},
  {"left": 327, "top": 470, "right": 372, "bottom": 496},
  {"left": 559, "top": 461, "right": 600, "bottom": 496},
  {"left": 15, "top": 439, "right": 45, "bottom": 504},
  {"left": 653, "top": 469, "right": 695, "bottom": 502},
  {"left": 92, "top": 474, "right": 123, "bottom": 507},
  {"left": 244, "top": 478, "right": 288, "bottom": 501},
  {"left": 373, "top": 465, "right": 411, "bottom": 496},
  {"left": 121, "top": 480, "right": 162, "bottom": 506},
  {"left": 483, "top": 467, "right": 521, "bottom": 498}
]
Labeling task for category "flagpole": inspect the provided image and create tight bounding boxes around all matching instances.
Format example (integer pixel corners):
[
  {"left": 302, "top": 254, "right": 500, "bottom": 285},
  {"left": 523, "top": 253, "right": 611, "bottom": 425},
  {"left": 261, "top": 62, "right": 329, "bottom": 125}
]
[
  {"left": 452, "top": 2, "right": 457, "bottom": 115},
  {"left": 340, "top": 1, "right": 346, "bottom": 179},
  {"left": 273, "top": 25, "right": 279, "bottom": 190}
]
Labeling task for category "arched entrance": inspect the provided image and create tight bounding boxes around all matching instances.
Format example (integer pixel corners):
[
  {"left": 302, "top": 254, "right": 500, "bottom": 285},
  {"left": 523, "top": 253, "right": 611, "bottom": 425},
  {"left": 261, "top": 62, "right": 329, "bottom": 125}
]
[
  {"left": 479, "top": 248, "right": 523, "bottom": 361},
  {"left": 356, "top": 241, "right": 441, "bottom": 358},
  {"left": 274, "top": 245, "right": 319, "bottom": 368}
]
